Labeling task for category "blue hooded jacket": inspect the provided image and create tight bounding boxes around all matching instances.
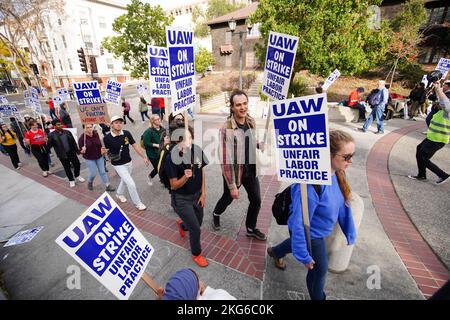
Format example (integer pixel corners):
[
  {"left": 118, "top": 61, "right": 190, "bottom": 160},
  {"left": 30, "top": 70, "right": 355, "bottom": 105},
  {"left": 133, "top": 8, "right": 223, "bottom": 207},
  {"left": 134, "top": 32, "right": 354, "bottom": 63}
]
[{"left": 288, "top": 175, "right": 357, "bottom": 265}]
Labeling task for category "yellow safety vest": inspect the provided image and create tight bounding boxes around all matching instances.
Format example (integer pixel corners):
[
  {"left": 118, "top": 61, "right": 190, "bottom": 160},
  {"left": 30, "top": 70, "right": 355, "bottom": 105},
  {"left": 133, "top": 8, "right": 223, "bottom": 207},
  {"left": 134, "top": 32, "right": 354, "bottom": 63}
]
[{"left": 427, "top": 110, "right": 450, "bottom": 144}]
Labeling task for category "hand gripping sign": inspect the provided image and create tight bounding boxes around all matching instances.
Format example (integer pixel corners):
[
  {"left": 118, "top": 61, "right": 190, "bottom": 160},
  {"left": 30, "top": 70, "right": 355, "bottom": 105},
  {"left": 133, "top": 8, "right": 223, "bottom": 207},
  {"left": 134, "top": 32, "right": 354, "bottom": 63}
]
[
  {"left": 55, "top": 192, "right": 155, "bottom": 300},
  {"left": 73, "top": 81, "right": 110, "bottom": 124},
  {"left": 148, "top": 45, "right": 171, "bottom": 98},
  {"left": 271, "top": 93, "right": 331, "bottom": 185},
  {"left": 435, "top": 58, "right": 450, "bottom": 79},
  {"left": 105, "top": 80, "right": 122, "bottom": 105},
  {"left": 261, "top": 31, "right": 299, "bottom": 101},
  {"left": 166, "top": 27, "right": 196, "bottom": 115}
]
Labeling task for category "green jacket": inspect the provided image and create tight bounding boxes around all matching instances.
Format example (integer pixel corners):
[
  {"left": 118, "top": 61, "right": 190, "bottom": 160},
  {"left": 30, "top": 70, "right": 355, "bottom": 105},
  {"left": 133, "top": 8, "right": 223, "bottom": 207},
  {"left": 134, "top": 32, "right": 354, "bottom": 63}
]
[{"left": 142, "top": 126, "right": 165, "bottom": 159}]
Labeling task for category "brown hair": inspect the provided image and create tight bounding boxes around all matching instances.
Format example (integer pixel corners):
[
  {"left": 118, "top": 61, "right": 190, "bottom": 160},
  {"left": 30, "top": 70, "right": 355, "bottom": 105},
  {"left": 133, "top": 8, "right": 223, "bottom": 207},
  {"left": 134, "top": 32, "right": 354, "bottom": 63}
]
[
  {"left": 329, "top": 130, "right": 354, "bottom": 204},
  {"left": 229, "top": 90, "right": 248, "bottom": 117}
]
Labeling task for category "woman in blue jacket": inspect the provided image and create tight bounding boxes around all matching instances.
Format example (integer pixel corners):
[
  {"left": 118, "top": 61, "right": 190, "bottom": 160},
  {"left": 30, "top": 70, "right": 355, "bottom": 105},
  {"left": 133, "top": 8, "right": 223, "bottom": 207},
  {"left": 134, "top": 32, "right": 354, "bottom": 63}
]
[{"left": 267, "top": 130, "right": 357, "bottom": 300}]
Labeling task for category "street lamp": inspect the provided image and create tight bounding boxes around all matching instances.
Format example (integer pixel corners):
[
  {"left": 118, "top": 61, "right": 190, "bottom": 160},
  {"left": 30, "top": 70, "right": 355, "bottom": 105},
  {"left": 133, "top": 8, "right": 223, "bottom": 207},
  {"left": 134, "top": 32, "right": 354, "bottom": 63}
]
[{"left": 228, "top": 18, "right": 253, "bottom": 90}]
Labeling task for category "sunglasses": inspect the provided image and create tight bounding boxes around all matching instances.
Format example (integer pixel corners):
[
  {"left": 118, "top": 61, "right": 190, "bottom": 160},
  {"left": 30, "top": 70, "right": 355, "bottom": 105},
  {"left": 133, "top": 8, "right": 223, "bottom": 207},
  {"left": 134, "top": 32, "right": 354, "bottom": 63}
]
[{"left": 336, "top": 152, "right": 355, "bottom": 162}]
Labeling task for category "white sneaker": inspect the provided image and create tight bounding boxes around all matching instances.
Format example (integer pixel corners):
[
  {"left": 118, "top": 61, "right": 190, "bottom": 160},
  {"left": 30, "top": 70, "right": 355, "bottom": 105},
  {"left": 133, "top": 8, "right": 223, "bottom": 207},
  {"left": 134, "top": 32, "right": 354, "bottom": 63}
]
[
  {"left": 69, "top": 181, "right": 76, "bottom": 188},
  {"left": 18, "top": 162, "right": 22, "bottom": 167},
  {"left": 147, "top": 179, "right": 153, "bottom": 186},
  {"left": 43, "top": 171, "right": 48, "bottom": 177},
  {"left": 47, "top": 171, "right": 52, "bottom": 175},
  {"left": 116, "top": 194, "right": 127, "bottom": 203},
  {"left": 76, "top": 176, "right": 86, "bottom": 183},
  {"left": 135, "top": 203, "right": 147, "bottom": 211}
]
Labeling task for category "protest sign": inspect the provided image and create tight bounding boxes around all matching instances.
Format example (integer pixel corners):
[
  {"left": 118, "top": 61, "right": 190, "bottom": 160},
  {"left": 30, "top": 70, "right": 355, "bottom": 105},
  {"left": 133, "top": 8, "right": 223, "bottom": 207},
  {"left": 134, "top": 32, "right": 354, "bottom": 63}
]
[
  {"left": 74, "top": 81, "right": 110, "bottom": 124},
  {"left": 0, "top": 105, "right": 18, "bottom": 118},
  {"left": 42, "top": 87, "right": 48, "bottom": 97},
  {"left": 166, "top": 27, "right": 196, "bottom": 115},
  {"left": 4, "top": 227, "right": 43, "bottom": 247},
  {"left": 105, "top": 80, "right": 122, "bottom": 105},
  {"left": 0, "top": 95, "right": 8, "bottom": 104},
  {"left": 148, "top": 46, "right": 171, "bottom": 97},
  {"left": 435, "top": 58, "right": 450, "bottom": 78},
  {"left": 421, "top": 74, "right": 428, "bottom": 88},
  {"left": 136, "top": 83, "right": 148, "bottom": 96},
  {"left": 57, "top": 87, "right": 70, "bottom": 101},
  {"left": 55, "top": 192, "right": 154, "bottom": 300},
  {"left": 271, "top": 93, "right": 331, "bottom": 185},
  {"left": 52, "top": 95, "right": 63, "bottom": 106},
  {"left": 322, "top": 69, "right": 341, "bottom": 91},
  {"left": 24, "top": 90, "right": 33, "bottom": 108},
  {"left": 30, "top": 87, "right": 42, "bottom": 113},
  {"left": 261, "top": 31, "right": 299, "bottom": 101}
]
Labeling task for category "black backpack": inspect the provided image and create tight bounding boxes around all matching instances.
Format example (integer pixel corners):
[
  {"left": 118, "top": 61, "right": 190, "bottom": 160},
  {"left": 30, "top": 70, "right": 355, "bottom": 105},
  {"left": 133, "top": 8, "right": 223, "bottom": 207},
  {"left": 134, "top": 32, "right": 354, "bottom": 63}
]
[
  {"left": 272, "top": 184, "right": 321, "bottom": 225},
  {"left": 157, "top": 143, "right": 174, "bottom": 189}
]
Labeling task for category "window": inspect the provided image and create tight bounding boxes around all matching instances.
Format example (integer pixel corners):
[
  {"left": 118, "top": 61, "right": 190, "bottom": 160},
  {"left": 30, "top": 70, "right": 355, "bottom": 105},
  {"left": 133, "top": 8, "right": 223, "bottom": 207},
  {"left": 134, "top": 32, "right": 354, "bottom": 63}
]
[
  {"left": 99, "top": 16, "right": 106, "bottom": 29},
  {"left": 428, "top": 7, "right": 445, "bottom": 25},
  {"left": 68, "top": 59, "right": 73, "bottom": 70},
  {"left": 247, "top": 22, "right": 261, "bottom": 39},
  {"left": 53, "top": 38, "right": 58, "bottom": 50},
  {"left": 83, "top": 35, "right": 93, "bottom": 48},
  {"left": 225, "top": 31, "right": 232, "bottom": 45},
  {"left": 431, "top": 49, "right": 445, "bottom": 64},
  {"left": 107, "top": 58, "right": 114, "bottom": 70},
  {"left": 58, "top": 18, "right": 62, "bottom": 25},
  {"left": 59, "top": 59, "right": 63, "bottom": 71},
  {"left": 80, "top": 12, "right": 89, "bottom": 25},
  {"left": 50, "top": 59, "right": 55, "bottom": 69},
  {"left": 445, "top": 7, "right": 450, "bottom": 22},
  {"left": 62, "top": 35, "right": 67, "bottom": 48}
]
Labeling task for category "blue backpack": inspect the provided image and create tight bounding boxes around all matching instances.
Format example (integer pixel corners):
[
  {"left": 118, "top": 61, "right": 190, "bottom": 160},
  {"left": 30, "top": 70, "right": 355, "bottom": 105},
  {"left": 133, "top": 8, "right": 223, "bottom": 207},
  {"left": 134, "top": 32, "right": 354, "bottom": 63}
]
[{"left": 367, "top": 89, "right": 383, "bottom": 107}]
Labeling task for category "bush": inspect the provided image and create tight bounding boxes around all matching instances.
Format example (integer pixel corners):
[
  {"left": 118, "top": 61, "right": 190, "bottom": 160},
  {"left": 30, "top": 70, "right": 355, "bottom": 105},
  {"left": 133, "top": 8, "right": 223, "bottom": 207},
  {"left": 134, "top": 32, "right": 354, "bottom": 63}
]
[{"left": 396, "top": 59, "right": 424, "bottom": 88}]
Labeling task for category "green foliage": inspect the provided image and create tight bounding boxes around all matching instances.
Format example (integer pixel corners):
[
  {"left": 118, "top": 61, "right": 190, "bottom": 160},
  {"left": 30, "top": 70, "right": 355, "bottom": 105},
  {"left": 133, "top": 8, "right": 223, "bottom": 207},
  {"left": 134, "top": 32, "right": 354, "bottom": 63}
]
[
  {"left": 195, "top": 46, "right": 215, "bottom": 76},
  {"left": 396, "top": 59, "right": 424, "bottom": 88},
  {"left": 193, "top": 0, "right": 245, "bottom": 38},
  {"left": 101, "top": 0, "right": 173, "bottom": 78},
  {"left": 250, "top": 0, "right": 391, "bottom": 77}
]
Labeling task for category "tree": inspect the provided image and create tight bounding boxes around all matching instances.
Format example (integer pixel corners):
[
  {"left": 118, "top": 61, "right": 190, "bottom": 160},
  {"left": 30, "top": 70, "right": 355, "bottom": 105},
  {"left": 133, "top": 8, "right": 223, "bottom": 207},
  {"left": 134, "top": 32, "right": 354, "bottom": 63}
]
[
  {"left": 250, "top": 0, "right": 391, "bottom": 80},
  {"left": 195, "top": 46, "right": 215, "bottom": 76},
  {"left": 386, "top": 0, "right": 428, "bottom": 86},
  {"left": 102, "top": 0, "right": 173, "bottom": 78},
  {"left": 193, "top": 0, "right": 245, "bottom": 38}
]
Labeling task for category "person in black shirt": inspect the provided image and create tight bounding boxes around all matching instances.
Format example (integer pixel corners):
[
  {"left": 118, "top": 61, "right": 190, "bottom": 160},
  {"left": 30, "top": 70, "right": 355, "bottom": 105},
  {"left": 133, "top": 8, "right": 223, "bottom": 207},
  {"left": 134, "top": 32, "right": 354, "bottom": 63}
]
[
  {"left": 47, "top": 119, "right": 85, "bottom": 188},
  {"left": 103, "top": 115, "right": 149, "bottom": 211},
  {"left": 165, "top": 122, "right": 209, "bottom": 267}
]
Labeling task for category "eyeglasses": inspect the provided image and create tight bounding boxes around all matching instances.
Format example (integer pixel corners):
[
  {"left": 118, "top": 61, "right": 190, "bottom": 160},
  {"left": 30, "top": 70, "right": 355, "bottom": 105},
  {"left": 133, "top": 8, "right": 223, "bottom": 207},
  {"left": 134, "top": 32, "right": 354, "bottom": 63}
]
[{"left": 336, "top": 152, "right": 355, "bottom": 162}]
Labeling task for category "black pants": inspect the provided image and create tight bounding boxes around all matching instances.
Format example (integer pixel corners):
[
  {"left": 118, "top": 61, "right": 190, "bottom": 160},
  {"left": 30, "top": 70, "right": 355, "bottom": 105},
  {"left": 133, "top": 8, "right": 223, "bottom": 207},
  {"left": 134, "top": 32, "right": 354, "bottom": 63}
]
[
  {"left": 31, "top": 144, "right": 49, "bottom": 171},
  {"left": 416, "top": 138, "right": 449, "bottom": 179},
  {"left": 59, "top": 151, "right": 81, "bottom": 181},
  {"left": 171, "top": 192, "right": 203, "bottom": 256},
  {"left": 213, "top": 166, "right": 261, "bottom": 230},
  {"left": 18, "top": 137, "right": 30, "bottom": 154},
  {"left": 123, "top": 111, "right": 134, "bottom": 124},
  {"left": 3, "top": 144, "right": 20, "bottom": 168},
  {"left": 140, "top": 111, "right": 150, "bottom": 121},
  {"left": 148, "top": 157, "right": 159, "bottom": 178},
  {"left": 350, "top": 103, "right": 366, "bottom": 120}
]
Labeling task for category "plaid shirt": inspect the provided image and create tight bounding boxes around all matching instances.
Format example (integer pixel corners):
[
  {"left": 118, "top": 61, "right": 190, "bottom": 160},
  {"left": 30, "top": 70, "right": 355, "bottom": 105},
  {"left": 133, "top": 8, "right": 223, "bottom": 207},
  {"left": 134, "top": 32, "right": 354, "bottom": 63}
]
[{"left": 219, "top": 114, "right": 259, "bottom": 191}]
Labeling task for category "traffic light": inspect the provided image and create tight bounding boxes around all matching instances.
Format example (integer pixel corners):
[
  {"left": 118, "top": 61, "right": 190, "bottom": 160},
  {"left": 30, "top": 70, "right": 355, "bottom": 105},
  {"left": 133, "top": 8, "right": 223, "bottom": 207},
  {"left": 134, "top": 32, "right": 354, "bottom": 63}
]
[
  {"left": 30, "top": 63, "right": 39, "bottom": 75},
  {"left": 89, "top": 56, "right": 98, "bottom": 74},
  {"left": 77, "top": 48, "right": 88, "bottom": 73}
]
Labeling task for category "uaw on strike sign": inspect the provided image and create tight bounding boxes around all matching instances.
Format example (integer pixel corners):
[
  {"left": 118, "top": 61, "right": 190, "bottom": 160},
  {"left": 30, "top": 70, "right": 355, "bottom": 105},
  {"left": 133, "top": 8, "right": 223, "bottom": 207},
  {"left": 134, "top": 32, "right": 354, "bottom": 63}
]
[
  {"left": 271, "top": 93, "right": 331, "bottom": 185},
  {"left": 56, "top": 192, "right": 154, "bottom": 300},
  {"left": 261, "top": 31, "right": 299, "bottom": 100},
  {"left": 148, "top": 45, "right": 171, "bottom": 97},
  {"left": 166, "top": 27, "right": 196, "bottom": 115},
  {"left": 74, "top": 81, "right": 110, "bottom": 124}
]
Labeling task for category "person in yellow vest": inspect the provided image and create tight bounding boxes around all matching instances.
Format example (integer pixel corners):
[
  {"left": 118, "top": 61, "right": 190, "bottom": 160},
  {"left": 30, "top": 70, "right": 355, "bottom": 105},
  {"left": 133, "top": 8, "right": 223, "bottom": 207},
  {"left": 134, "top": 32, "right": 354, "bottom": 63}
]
[{"left": 408, "top": 81, "right": 450, "bottom": 185}]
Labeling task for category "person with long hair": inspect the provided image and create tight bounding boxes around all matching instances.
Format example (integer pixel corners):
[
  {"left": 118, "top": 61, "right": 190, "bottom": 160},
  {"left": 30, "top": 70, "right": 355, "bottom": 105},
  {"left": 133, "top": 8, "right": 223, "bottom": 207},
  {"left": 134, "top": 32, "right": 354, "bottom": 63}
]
[
  {"left": 24, "top": 120, "right": 51, "bottom": 177},
  {"left": 139, "top": 96, "right": 151, "bottom": 122},
  {"left": 142, "top": 114, "right": 165, "bottom": 186},
  {"left": 267, "top": 130, "right": 357, "bottom": 300},
  {"left": 0, "top": 123, "right": 22, "bottom": 169}
]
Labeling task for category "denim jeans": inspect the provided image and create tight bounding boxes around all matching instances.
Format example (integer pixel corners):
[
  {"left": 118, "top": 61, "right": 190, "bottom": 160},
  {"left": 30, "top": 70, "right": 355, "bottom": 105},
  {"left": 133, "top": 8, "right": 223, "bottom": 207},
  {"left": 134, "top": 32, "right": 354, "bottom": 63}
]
[
  {"left": 86, "top": 157, "right": 109, "bottom": 185},
  {"left": 363, "top": 105, "right": 385, "bottom": 133},
  {"left": 113, "top": 161, "right": 142, "bottom": 205},
  {"left": 272, "top": 236, "right": 328, "bottom": 300}
]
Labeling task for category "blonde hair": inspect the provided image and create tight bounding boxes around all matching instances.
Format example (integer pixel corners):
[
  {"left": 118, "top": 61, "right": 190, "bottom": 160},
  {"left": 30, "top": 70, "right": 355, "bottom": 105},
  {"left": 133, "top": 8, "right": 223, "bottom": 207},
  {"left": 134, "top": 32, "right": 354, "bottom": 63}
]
[
  {"left": 329, "top": 130, "right": 354, "bottom": 204},
  {"left": 149, "top": 114, "right": 160, "bottom": 128}
]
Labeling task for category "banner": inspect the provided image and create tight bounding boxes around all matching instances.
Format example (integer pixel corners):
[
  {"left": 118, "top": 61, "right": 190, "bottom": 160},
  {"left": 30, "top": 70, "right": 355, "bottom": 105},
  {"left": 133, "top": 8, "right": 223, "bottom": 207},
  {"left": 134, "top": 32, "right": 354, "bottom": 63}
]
[
  {"left": 166, "top": 27, "right": 196, "bottom": 115},
  {"left": 74, "top": 81, "right": 110, "bottom": 124},
  {"left": 55, "top": 193, "right": 154, "bottom": 300},
  {"left": 322, "top": 69, "right": 341, "bottom": 91},
  {"left": 261, "top": 31, "right": 299, "bottom": 100},
  {"left": 105, "top": 80, "right": 122, "bottom": 105},
  {"left": 0, "top": 105, "right": 18, "bottom": 118},
  {"left": 271, "top": 93, "right": 331, "bottom": 185},
  {"left": 4, "top": 227, "right": 44, "bottom": 247},
  {"left": 148, "top": 46, "right": 171, "bottom": 98}
]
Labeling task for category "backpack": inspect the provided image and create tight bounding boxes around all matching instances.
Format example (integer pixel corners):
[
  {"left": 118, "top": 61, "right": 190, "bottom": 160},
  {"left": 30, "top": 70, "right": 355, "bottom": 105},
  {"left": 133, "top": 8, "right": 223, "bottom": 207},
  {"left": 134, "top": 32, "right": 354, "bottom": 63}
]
[
  {"left": 367, "top": 89, "right": 383, "bottom": 107},
  {"left": 157, "top": 143, "right": 174, "bottom": 189},
  {"left": 272, "top": 184, "right": 321, "bottom": 225}
]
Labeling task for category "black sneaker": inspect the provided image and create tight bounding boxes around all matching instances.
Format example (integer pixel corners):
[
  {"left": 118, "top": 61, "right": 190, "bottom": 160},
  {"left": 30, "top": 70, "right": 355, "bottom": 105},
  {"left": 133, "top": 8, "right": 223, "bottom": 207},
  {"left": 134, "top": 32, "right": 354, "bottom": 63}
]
[
  {"left": 246, "top": 228, "right": 267, "bottom": 241},
  {"left": 407, "top": 175, "right": 426, "bottom": 181},
  {"left": 213, "top": 214, "right": 220, "bottom": 231},
  {"left": 88, "top": 182, "right": 93, "bottom": 191},
  {"left": 436, "top": 176, "right": 449, "bottom": 185},
  {"left": 267, "top": 247, "right": 286, "bottom": 270}
]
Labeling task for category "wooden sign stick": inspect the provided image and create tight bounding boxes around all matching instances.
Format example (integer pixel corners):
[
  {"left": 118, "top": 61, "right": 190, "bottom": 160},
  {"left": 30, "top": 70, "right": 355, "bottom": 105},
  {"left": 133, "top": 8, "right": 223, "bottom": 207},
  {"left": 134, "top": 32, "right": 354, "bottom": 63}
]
[{"left": 141, "top": 272, "right": 164, "bottom": 298}]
